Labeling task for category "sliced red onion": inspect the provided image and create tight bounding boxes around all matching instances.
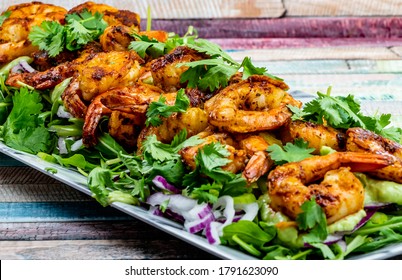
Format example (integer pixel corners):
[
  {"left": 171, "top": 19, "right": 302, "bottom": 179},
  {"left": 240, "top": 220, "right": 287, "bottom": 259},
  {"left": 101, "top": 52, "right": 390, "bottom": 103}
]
[
  {"left": 304, "top": 234, "right": 343, "bottom": 248},
  {"left": 205, "top": 221, "right": 222, "bottom": 245},
  {"left": 57, "top": 137, "right": 68, "bottom": 154},
  {"left": 148, "top": 205, "right": 185, "bottom": 223},
  {"left": 70, "top": 139, "right": 83, "bottom": 151},
  {"left": 184, "top": 212, "right": 215, "bottom": 234},
  {"left": 350, "top": 208, "right": 377, "bottom": 233},
  {"left": 147, "top": 192, "right": 197, "bottom": 214},
  {"left": 152, "top": 175, "right": 181, "bottom": 194},
  {"left": 183, "top": 203, "right": 212, "bottom": 221},
  {"left": 11, "top": 60, "right": 36, "bottom": 73},
  {"left": 212, "top": 195, "right": 235, "bottom": 234},
  {"left": 337, "top": 240, "right": 347, "bottom": 252},
  {"left": 364, "top": 202, "right": 393, "bottom": 210},
  {"left": 236, "top": 202, "right": 259, "bottom": 221}
]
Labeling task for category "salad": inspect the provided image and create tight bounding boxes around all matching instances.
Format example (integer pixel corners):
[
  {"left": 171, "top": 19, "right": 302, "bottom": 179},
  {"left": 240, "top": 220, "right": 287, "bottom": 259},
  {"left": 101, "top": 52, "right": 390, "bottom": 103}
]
[{"left": 1, "top": 1, "right": 402, "bottom": 260}]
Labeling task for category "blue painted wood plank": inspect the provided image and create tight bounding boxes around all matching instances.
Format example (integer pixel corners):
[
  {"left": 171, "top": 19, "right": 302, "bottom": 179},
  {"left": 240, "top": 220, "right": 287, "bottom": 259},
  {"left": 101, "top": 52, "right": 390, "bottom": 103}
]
[
  {"left": 0, "top": 202, "right": 134, "bottom": 222},
  {"left": 0, "top": 153, "right": 26, "bottom": 167}
]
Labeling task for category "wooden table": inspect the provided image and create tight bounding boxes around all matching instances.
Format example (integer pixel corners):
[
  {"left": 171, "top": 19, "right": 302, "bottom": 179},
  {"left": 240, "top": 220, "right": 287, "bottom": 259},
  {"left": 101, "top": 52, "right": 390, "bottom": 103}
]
[{"left": 1, "top": 0, "right": 402, "bottom": 260}]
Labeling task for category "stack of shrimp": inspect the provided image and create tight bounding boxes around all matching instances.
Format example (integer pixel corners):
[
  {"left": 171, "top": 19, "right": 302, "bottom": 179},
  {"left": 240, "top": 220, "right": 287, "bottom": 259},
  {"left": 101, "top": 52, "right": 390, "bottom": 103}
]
[{"left": 2, "top": 1, "right": 401, "bottom": 226}]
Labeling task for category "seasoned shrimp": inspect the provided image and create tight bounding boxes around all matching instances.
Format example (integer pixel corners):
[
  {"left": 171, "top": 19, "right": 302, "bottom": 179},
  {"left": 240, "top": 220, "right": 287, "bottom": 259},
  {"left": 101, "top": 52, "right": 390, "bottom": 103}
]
[
  {"left": 280, "top": 120, "right": 346, "bottom": 154},
  {"left": 62, "top": 51, "right": 144, "bottom": 118},
  {"left": 346, "top": 127, "right": 402, "bottom": 183},
  {"left": 179, "top": 131, "right": 247, "bottom": 174},
  {"left": 68, "top": 1, "right": 140, "bottom": 31},
  {"left": 83, "top": 83, "right": 164, "bottom": 147},
  {"left": 151, "top": 46, "right": 205, "bottom": 92},
  {"left": 268, "top": 152, "right": 393, "bottom": 224},
  {"left": 100, "top": 25, "right": 168, "bottom": 52},
  {"left": 137, "top": 107, "right": 209, "bottom": 147},
  {"left": 204, "top": 75, "right": 302, "bottom": 133},
  {"left": 0, "top": 2, "right": 67, "bottom": 64},
  {"left": 238, "top": 135, "right": 273, "bottom": 183}
]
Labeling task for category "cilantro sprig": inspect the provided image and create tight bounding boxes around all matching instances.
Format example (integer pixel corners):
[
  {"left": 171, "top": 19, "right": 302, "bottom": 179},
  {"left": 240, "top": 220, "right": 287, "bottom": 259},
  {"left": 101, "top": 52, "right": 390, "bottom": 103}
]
[
  {"left": 267, "top": 139, "right": 315, "bottom": 165},
  {"left": 179, "top": 39, "right": 281, "bottom": 91},
  {"left": 129, "top": 26, "right": 280, "bottom": 92},
  {"left": 289, "top": 87, "right": 402, "bottom": 143},
  {"left": 183, "top": 142, "right": 247, "bottom": 203},
  {"left": 28, "top": 10, "right": 107, "bottom": 57},
  {"left": 145, "top": 88, "right": 190, "bottom": 127}
]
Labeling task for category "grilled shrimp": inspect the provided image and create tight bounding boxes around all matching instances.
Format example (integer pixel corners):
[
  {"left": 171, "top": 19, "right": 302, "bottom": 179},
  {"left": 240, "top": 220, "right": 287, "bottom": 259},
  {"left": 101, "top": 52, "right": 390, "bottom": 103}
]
[
  {"left": 346, "top": 127, "right": 402, "bottom": 183},
  {"left": 151, "top": 46, "right": 205, "bottom": 92},
  {"left": 179, "top": 131, "right": 247, "bottom": 174},
  {"left": 62, "top": 51, "right": 144, "bottom": 118},
  {"left": 68, "top": 1, "right": 140, "bottom": 30},
  {"left": 100, "top": 25, "right": 168, "bottom": 52},
  {"left": 280, "top": 120, "right": 346, "bottom": 154},
  {"left": 238, "top": 135, "right": 273, "bottom": 183},
  {"left": 204, "top": 75, "right": 302, "bottom": 133},
  {"left": 268, "top": 152, "right": 393, "bottom": 224},
  {"left": 0, "top": 2, "right": 67, "bottom": 64},
  {"left": 83, "top": 83, "right": 164, "bottom": 147},
  {"left": 137, "top": 107, "right": 209, "bottom": 147}
]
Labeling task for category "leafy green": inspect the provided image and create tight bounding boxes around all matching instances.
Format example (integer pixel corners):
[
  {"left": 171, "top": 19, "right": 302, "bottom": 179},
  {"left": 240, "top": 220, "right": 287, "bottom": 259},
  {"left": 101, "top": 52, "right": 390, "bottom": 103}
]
[
  {"left": 28, "top": 10, "right": 107, "bottom": 57},
  {"left": 267, "top": 139, "right": 315, "bottom": 165},
  {"left": 128, "top": 26, "right": 198, "bottom": 58},
  {"left": 145, "top": 89, "right": 190, "bottom": 126},
  {"left": 129, "top": 33, "right": 166, "bottom": 58},
  {"left": 296, "top": 197, "right": 328, "bottom": 243},
  {"left": 183, "top": 142, "right": 247, "bottom": 203},
  {"left": 289, "top": 88, "right": 402, "bottom": 142},
  {"left": 0, "top": 11, "right": 11, "bottom": 27},
  {"left": 1, "top": 87, "right": 53, "bottom": 154},
  {"left": 29, "top": 21, "right": 66, "bottom": 57},
  {"left": 88, "top": 167, "right": 139, "bottom": 207}
]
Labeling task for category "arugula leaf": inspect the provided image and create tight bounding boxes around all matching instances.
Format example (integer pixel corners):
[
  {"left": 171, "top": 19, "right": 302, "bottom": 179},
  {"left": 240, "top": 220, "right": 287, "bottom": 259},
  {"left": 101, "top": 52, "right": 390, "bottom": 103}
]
[
  {"left": 0, "top": 11, "right": 11, "bottom": 26},
  {"left": 88, "top": 167, "right": 139, "bottom": 207},
  {"left": 1, "top": 87, "right": 53, "bottom": 154},
  {"left": 296, "top": 197, "right": 328, "bottom": 243},
  {"left": 145, "top": 89, "right": 190, "bottom": 126},
  {"left": 267, "top": 139, "right": 315, "bottom": 165},
  {"left": 29, "top": 10, "right": 107, "bottom": 56}
]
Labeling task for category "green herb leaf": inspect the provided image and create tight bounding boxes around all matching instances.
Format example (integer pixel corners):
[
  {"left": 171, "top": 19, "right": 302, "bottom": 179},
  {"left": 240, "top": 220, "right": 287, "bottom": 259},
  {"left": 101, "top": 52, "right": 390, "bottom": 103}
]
[
  {"left": 296, "top": 197, "right": 328, "bottom": 243},
  {"left": 129, "top": 33, "right": 165, "bottom": 58},
  {"left": 0, "top": 11, "right": 11, "bottom": 27},
  {"left": 2, "top": 87, "right": 53, "bottom": 154},
  {"left": 145, "top": 89, "right": 190, "bottom": 127},
  {"left": 267, "top": 139, "right": 315, "bottom": 165},
  {"left": 28, "top": 21, "right": 66, "bottom": 57}
]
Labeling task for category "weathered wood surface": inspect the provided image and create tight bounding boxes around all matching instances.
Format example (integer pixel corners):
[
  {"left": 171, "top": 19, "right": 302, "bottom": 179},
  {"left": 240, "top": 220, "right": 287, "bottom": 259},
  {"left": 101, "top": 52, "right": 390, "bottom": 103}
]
[{"left": 3, "top": 0, "right": 402, "bottom": 17}]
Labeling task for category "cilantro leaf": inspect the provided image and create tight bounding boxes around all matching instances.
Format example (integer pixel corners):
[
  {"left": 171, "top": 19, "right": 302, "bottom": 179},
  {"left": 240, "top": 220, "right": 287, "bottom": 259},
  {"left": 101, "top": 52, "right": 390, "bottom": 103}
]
[
  {"left": 129, "top": 33, "right": 165, "bottom": 58},
  {"left": 145, "top": 89, "right": 190, "bottom": 126},
  {"left": 0, "top": 11, "right": 11, "bottom": 27},
  {"left": 29, "top": 10, "right": 107, "bottom": 56},
  {"left": 290, "top": 88, "right": 402, "bottom": 143},
  {"left": 183, "top": 142, "right": 247, "bottom": 203},
  {"left": 267, "top": 139, "right": 315, "bottom": 165},
  {"left": 240, "top": 57, "right": 283, "bottom": 81},
  {"left": 29, "top": 21, "right": 66, "bottom": 57},
  {"left": 296, "top": 197, "right": 328, "bottom": 243},
  {"left": 2, "top": 87, "right": 53, "bottom": 154}
]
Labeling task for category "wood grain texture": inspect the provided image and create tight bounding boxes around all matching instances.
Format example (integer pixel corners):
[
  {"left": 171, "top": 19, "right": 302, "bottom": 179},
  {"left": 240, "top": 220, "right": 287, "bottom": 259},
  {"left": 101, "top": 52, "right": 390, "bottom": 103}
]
[
  {"left": 285, "top": 0, "right": 402, "bottom": 16},
  {"left": 3, "top": 0, "right": 285, "bottom": 18},
  {"left": 0, "top": 202, "right": 132, "bottom": 222},
  {"left": 229, "top": 47, "right": 400, "bottom": 61},
  {"left": 149, "top": 17, "right": 402, "bottom": 39},
  {"left": 0, "top": 239, "right": 217, "bottom": 259}
]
